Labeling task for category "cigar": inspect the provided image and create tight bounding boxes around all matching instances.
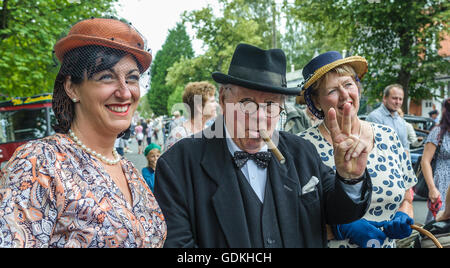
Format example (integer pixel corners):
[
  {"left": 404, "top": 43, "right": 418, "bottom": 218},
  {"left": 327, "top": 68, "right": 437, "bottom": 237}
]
[{"left": 259, "top": 129, "right": 285, "bottom": 164}]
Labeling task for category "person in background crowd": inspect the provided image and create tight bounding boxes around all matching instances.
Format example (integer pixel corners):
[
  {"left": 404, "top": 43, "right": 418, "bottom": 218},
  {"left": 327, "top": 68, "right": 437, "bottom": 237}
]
[
  {"left": 141, "top": 118, "right": 148, "bottom": 144},
  {"left": 152, "top": 120, "right": 164, "bottom": 151},
  {"left": 366, "top": 84, "right": 409, "bottom": 153},
  {"left": 0, "top": 17, "right": 166, "bottom": 247},
  {"left": 170, "top": 110, "right": 184, "bottom": 132},
  {"left": 421, "top": 98, "right": 450, "bottom": 224},
  {"left": 154, "top": 44, "right": 372, "bottom": 248},
  {"left": 115, "top": 136, "right": 125, "bottom": 156},
  {"left": 135, "top": 121, "right": 144, "bottom": 154},
  {"left": 429, "top": 109, "right": 439, "bottom": 124},
  {"left": 142, "top": 143, "right": 161, "bottom": 192},
  {"left": 397, "top": 108, "right": 424, "bottom": 149},
  {"left": 298, "top": 51, "right": 416, "bottom": 248},
  {"left": 146, "top": 118, "right": 153, "bottom": 146},
  {"left": 165, "top": 81, "right": 217, "bottom": 150},
  {"left": 283, "top": 102, "right": 312, "bottom": 135},
  {"left": 122, "top": 126, "right": 132, "bottom": 153}
]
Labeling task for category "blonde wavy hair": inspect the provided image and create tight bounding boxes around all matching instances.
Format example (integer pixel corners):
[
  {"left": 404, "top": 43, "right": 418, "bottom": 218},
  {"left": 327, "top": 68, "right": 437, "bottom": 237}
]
[{"left": 182, "top": 81, "right": 216, "bottom": 119}]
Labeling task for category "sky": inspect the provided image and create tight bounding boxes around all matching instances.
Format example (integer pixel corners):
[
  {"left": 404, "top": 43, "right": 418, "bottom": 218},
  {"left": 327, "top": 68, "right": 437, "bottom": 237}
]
[
  {"left": 116, "top": 0, "right": 221, "bottom": 56},
  {"left": 115, "top": 0, "right": 221, "bottom": 95}
]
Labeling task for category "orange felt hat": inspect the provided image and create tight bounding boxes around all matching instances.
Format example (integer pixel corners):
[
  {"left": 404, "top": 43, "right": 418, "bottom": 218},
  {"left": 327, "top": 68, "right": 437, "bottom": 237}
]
[{"left": 54, "top": 18, "right": 152, "bottom": 72}]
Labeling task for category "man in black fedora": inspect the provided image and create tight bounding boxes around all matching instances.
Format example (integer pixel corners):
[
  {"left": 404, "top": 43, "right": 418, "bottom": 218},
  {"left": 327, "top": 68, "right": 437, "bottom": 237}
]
[{"left": 154, "top": 43, "right": 372, "bottom": 248}]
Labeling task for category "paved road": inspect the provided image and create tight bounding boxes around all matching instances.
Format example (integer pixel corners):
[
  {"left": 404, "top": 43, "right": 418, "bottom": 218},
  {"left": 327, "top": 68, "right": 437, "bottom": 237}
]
[
  {"left": 122, "top": 138, "right": 148, "bottom": 173},
  {"left": 123, "top": 138, "right": 431, "bottom": 225},
  {"left": 413, "top": 199, "right": 428, "bottom": 225}
]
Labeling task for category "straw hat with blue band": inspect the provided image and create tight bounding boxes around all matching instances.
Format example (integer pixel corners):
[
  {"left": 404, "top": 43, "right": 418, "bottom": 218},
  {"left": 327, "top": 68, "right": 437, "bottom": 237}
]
[{"left": 298, "top": 51, "right": 368, "bottom": 119}]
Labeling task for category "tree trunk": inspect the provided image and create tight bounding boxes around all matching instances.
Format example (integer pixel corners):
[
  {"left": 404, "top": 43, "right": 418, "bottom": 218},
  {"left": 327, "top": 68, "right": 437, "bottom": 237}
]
[
  {"left": 399, "top": 69, "right": 411, "bottom": 114},
  {"left": 398, "top": 27, "right": 413, "bottom": 114}
]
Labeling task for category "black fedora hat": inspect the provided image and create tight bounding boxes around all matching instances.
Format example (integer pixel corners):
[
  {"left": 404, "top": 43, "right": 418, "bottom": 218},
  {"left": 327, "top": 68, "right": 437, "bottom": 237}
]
[{"left": 212, "top": 43, "right": 300, "bottom": 95}]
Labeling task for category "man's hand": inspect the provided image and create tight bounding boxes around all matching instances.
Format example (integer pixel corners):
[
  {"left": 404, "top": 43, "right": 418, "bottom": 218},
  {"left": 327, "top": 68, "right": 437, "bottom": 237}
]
[{"left": 327, "top": 103, "right": 369, "bottom": 179}]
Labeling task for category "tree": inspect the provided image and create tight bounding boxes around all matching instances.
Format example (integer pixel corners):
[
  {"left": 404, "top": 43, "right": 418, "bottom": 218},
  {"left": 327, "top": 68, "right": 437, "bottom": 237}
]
[
  {"left": 163, "top": 1, "right": 266, "bottom": 114},
  {"left": 147, "top": 23, "right": 194, "bottom": 116},
  {"left": 282, "top": 0, "right": 351, "bottom": 70},
  {"left": 0, "top": 0, "right": 119, "bottom": 100},
  {"left": 289, "top": 0, "right": 450, "bottom": 113},
  {"left": 137, "top": 93, "right": 153, "bottom": 119}
]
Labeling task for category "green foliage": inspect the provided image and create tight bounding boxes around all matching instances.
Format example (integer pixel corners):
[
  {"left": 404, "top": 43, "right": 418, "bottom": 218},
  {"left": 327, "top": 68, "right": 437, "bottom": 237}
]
[
  {"left": 147, "top": 23, "right": 194, "bottom": 116},
  {"left": 163, "top": 0, "right": 273, "bottom": 115},
  {"left": 0, "top": 0, "right": 118, "bottom": 101},
  {"left": 165, "top": 54, "right": 214, "bottom": 113},
  {"left": 282, "top": 0, "right": 351, "bottom": 69},
  {"left": 137, "top": 93, "right": 153, "bottom": 119},
  {"left": 182, "top": 3, "right": 263, "bottom": 72},
  {"left": 288, "top": 0, "right": 450, "bottom": 112}
]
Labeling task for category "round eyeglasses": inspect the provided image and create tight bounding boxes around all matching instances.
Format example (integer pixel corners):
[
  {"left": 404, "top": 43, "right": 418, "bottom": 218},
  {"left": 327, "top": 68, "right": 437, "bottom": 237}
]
[{"left": 238, "top": 99, "right": 284, "bottom": 118}]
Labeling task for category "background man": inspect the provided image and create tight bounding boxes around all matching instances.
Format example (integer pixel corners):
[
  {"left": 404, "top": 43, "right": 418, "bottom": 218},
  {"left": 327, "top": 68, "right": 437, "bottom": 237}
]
[{"left": 366, "top": 84, "right": 409, "bottom": 152}]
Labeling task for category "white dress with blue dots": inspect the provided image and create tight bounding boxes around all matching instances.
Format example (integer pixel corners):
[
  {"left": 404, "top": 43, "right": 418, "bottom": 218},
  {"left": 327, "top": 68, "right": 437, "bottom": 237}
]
[{"left": 299, "top": 122, "right": 417, "bottom": 248}]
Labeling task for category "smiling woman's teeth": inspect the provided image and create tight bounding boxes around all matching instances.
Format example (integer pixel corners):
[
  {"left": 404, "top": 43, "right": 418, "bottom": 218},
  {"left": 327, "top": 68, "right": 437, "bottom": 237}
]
[{"left": 109, "top": 106, "right": 128, "bottom": 113}]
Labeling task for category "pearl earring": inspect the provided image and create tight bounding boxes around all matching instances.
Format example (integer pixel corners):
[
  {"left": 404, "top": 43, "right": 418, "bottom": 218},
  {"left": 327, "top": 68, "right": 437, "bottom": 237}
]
[{"left": 72, "top": 98, "right": 77, "bottom": 103}]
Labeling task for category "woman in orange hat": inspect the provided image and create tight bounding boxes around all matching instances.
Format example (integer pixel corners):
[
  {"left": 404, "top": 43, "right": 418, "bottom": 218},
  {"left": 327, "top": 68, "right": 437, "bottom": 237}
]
[
  {"left": 0, "top": 17, "right": 166, "bottom": 248},
  {"left": 298, "top": 51, "right": 417, "bottom": 248}
]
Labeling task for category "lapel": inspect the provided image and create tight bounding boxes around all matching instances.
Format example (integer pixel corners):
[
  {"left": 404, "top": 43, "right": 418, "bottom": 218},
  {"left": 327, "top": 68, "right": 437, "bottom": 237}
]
[
  {"left": 200, "top": 119, "right": 252, "bottom": 247},
  {"left": 267, "top": 134, "right": 302, "bottom": 247}
]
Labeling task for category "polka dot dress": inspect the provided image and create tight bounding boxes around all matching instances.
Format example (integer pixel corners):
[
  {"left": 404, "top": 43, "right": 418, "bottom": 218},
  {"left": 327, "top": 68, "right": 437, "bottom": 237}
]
[{"left": 299, "top": 123, "right": 417, "bottom": 248}]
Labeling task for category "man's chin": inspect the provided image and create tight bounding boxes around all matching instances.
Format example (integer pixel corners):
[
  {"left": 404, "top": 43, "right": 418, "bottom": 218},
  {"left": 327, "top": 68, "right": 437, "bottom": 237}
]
[
  {"left": 239, "top": 138, "right": 264, "bottom": 153},
  {"left": 385, "top": 105, "right": 399, "bottom": 113}
]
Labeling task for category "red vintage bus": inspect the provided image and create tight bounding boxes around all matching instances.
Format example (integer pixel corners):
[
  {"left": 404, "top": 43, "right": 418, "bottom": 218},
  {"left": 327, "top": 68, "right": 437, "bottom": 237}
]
[{"left": 0, "top": 93, "right": 55, "bottom": 168}]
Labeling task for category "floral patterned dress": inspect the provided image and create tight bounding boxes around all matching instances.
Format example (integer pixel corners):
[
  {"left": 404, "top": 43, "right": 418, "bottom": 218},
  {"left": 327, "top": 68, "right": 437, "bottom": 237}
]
[
  {"left": 0, "top": 134, "right": 166, "bottom": 248},
  {"left": 299, "top": 123, "right": 417, "bottom": 248}
]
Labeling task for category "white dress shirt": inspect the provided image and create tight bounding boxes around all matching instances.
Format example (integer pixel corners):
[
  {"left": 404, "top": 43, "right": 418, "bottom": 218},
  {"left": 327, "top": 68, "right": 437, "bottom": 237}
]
[{"left": 225, "top": 125, "right": 268, "bottom": 202}]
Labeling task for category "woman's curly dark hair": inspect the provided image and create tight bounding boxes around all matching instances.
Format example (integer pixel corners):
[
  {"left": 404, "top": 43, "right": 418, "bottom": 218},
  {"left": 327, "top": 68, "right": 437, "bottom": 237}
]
[{"left": 52, "top": 45, "right": 142, "bottom": 134}]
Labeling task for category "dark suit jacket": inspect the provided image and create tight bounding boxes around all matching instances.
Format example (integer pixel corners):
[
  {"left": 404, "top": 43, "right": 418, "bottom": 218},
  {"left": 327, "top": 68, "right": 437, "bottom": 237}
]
[{"left": 154, "top": 118, "right": 372, "bottom": 248}]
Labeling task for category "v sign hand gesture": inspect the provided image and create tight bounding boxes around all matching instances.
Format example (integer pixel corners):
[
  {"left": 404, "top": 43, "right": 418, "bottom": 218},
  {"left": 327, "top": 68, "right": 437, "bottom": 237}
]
[{"left": 327, "top": 103, "right": 369, "bottom": 180}]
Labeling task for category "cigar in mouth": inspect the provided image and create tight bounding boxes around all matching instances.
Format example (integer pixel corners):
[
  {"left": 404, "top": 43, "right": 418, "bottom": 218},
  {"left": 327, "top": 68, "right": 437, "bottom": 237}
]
[{"left": 259, "top": 129, "right": 285, "bottom": 164}]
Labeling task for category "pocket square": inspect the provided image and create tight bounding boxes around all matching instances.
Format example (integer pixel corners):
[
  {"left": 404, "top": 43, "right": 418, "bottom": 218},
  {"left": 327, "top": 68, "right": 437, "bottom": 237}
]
[{"left": 302, "top": 176, "right": 319, "bottom": 195}]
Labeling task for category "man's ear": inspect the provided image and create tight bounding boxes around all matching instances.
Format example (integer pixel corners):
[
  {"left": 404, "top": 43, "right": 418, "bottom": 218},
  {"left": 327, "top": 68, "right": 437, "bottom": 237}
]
[
  {"left": 64, "top": 76, "right": 79, "bottom": 101},
  {"left": 219, "top": 87, "right": 227, "bottom": 108}
]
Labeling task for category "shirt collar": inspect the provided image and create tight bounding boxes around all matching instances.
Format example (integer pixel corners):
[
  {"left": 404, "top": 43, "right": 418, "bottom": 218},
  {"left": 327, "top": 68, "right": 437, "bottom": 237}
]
[{"left": 381, "top": 103, "right": 398, "bottom": 118}]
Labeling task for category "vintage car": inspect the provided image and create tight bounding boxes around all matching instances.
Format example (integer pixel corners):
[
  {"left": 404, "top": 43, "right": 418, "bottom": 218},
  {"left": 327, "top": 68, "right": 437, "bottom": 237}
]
[{"left": 0, "top": 93, "right": 55, "bottom": 168}]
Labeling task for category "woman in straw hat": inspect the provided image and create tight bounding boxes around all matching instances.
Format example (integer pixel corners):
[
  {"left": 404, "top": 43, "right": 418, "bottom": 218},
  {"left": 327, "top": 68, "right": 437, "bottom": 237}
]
[
  {"left": 298, "top": 51, "right": 417, "bottom": 248},
  {"left": 0, "top": 17, "right": 166, "bottom": 248}
]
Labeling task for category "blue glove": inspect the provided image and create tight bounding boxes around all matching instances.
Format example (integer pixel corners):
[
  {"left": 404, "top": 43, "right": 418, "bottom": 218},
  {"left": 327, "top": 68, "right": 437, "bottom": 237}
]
[
  {"left": 377, "top": 211, "right": 414, "bottom": 239},
  {"left": 333, "top": 219, "right": 387, "bottom": 248}
]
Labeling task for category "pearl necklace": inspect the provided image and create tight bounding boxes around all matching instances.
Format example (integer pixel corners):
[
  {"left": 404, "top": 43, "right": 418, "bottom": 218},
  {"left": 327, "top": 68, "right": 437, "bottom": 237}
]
[{"left": 69, "top": 129, "right": 120, "bottom": 165}]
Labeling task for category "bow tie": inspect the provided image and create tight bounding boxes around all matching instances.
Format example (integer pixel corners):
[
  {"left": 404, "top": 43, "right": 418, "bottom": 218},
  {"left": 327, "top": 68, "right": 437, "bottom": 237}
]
[{"left": 233, "top": 151, "right": 272, "bottom": 169}]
